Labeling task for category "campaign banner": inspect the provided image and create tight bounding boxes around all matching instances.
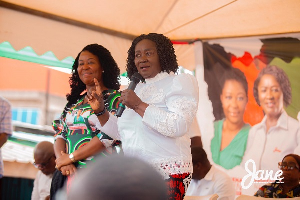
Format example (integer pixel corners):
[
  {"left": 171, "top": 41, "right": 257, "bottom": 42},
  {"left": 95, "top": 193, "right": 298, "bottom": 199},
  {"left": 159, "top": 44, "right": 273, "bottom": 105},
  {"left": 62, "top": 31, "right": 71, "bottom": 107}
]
[{"left": 199, "top": 33, "right": 300, "bottom": 196}]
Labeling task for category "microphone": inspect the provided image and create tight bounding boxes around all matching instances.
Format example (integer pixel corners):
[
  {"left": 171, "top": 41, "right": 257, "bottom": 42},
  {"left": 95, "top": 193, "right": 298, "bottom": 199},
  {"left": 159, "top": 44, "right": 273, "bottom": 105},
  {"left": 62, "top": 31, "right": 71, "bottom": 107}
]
[{"left": 116, "top": 72, "right": 145, "bottom": 117}]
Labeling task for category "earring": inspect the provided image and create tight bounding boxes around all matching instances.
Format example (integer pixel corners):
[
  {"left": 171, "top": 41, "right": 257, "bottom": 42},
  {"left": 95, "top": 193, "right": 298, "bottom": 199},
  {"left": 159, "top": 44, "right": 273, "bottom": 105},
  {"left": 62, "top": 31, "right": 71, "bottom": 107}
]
[{"left": 102, "top": 70, "right": 104, "bottom": 73}]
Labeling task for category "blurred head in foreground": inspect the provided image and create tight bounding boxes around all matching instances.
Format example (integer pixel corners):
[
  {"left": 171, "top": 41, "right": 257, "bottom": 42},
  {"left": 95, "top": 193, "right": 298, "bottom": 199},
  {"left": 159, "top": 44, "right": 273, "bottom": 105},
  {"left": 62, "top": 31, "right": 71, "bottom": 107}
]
[{"left": 67, "top": 155, "right": 167, "bottom": 200}]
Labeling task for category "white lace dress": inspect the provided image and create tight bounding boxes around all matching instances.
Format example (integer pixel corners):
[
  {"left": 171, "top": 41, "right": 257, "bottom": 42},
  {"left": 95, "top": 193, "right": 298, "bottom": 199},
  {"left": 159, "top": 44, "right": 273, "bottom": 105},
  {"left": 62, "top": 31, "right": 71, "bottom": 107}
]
[{"left": 98, "top": 72, "right": 199, "bottom": 179}]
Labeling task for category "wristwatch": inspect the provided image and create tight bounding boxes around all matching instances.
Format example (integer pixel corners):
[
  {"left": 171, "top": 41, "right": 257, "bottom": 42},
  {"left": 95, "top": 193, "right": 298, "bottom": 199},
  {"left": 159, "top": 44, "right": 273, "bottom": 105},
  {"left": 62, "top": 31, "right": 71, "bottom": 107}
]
[{"left": 69, "top": 153, "right": 76, "bottom": 163}]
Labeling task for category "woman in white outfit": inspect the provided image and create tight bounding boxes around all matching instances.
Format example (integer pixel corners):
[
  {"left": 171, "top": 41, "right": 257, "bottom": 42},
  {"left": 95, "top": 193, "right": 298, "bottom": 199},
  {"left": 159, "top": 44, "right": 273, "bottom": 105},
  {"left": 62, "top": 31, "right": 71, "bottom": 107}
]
[
  {"left": 88, "top": 33, "right": 199, "bottom": 200},
  {"left": 242, "top": 65, "right": 300, "bottom": 172}
]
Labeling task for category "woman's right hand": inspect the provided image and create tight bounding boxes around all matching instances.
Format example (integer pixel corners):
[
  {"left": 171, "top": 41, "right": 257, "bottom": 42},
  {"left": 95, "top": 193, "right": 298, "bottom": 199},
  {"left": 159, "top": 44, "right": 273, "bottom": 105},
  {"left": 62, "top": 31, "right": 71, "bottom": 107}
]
[
  {"left": 87, "top": 78, "right": 105, "bottom": 114},
  {"left": 60, "top": 164, "right": 76, "bottom": 176}
]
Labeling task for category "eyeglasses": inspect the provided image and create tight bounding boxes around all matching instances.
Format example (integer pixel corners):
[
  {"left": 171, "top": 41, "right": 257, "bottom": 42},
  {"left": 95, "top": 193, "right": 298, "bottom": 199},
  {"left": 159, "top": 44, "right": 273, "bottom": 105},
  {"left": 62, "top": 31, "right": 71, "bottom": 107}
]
[
  {"left": 278, "top": 162, "right": 299, "bottom": 170},
  {"left": 33, "top": 156, "right": 53, "bottom": 169}
]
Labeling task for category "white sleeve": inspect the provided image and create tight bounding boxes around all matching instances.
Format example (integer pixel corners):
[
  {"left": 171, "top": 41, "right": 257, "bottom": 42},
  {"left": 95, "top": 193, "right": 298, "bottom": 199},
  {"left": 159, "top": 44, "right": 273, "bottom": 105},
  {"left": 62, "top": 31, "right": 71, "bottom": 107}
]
[
  {"left": 187, "top": 117, "right": 202, "bottom": 138},
  {"left": 96, "top": 113, "right": 121, "bottom": 140},
  {"left": 31, "top": 172, "right": 40, "bottom": 200},
  {"left": 143, "top": 74, "right": 199, "bottom": 138},
  {"left": 214, "top": 172, "right": 236, "bottom": 200},
  {"left": 293, "top": 125, "right": 300, "bottom": 155}
]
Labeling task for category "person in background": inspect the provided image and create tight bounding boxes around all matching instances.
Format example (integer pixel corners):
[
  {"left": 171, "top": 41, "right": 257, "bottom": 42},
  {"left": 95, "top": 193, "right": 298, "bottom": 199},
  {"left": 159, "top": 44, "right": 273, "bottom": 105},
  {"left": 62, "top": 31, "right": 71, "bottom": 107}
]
[
  {"left": 65, "top": 155, "right": 167, "bottom": 200},
  {"left": 52, "top": 44, "right": 121, "bottom": 193},
  {"left": 90, "top": 33, "right": 199, "bottom": 200},
  {"left": 210, "top": 67, "right": 250, "bottom": 170},
  {"left": 254, "top": 154, "right": 300, "bottom": 198},
  {"left": 32, "top": 141, "right": 56, "bottom": 200},
  {"left": 243, "top": 65, "right": 300, "bottom": 172},
  {"left": 186, "top": 147, "right": 235, "bottom": 200},
  {"left": 0, "top": 96, "right": 12, "bottom": 191}
]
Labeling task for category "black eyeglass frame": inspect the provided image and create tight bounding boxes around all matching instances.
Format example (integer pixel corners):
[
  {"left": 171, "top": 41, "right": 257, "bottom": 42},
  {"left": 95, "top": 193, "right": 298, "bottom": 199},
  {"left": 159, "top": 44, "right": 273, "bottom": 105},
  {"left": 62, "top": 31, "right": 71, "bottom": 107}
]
[
  {"left": 33, "top": 155, "right": 53, "bottom": 169},
  {"left": 278, "top": 162, "right": 300, "bottom": 171}
]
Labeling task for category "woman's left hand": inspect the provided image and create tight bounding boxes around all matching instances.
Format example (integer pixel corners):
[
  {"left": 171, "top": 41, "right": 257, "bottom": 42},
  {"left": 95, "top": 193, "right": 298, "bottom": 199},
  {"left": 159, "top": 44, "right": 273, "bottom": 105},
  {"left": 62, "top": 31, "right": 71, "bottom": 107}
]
[
  {"left": 120, "top": 89, "right": 143, "bottom": 111},
  {"left": 60, "top": 164, "right": 76, "bottom": 176},
  {"left": 55, "top": 151, "right": 72, "bottom": 169}
]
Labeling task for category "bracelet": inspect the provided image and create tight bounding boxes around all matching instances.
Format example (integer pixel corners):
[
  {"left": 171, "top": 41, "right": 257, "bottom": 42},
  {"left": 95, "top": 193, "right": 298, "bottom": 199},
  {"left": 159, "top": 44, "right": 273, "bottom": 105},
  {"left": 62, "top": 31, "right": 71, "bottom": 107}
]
[
  {"left": 69, "top": 153, "right": 76, "bottom": 163},
  {"left": 94, "top": 108, "right": 106, "bottom": 116}
]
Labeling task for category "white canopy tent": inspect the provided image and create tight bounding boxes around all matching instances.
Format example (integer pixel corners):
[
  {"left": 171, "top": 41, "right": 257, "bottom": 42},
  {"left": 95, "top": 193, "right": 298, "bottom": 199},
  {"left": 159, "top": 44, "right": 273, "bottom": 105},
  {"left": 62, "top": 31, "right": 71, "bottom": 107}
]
[{"left": 1, "top": 0, "right": 300, "bottom": 73}]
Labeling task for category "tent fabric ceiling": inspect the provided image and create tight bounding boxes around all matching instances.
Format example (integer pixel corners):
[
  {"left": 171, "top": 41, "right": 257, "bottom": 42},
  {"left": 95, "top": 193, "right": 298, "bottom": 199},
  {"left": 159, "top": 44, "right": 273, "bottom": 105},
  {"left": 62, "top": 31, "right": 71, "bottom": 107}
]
[{"left": 1, "top": 0, "right": 300, "bottom": 72}]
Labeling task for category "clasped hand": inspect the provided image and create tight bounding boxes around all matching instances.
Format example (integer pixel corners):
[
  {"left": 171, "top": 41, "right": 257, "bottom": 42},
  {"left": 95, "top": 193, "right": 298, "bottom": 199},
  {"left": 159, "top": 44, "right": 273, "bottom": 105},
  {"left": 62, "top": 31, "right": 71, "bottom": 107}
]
[
  {"left": 55, "top": 151, "right": 76, "bottom": 176},
  {"left": 119, "top": 89, "right": 142, "bottom": 110}
]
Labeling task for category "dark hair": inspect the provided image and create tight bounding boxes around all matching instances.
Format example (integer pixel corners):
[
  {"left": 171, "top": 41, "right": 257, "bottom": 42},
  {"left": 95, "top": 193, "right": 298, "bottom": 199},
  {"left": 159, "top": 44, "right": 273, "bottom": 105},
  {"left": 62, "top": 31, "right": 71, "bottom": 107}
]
[
  {"left": 253, "top": 65, "right": 291, "bottom": 106},
  {"left": 282, "top": 154, "right": 300, "bottom": 171},
  {"left": 68, "top": 155, "right": 167, "bottom": 200},
  {"left": 126, "top": 33, "right": 178, "bottom": 79},
  {"left": 66, "top": 44, "right": 120, "bottom": 104},
  {"left": 220, "top": 67, "right": 248, "bottom": 98},
  {"left": 191, "top": 147, "right": 210, "bottom": 165}
]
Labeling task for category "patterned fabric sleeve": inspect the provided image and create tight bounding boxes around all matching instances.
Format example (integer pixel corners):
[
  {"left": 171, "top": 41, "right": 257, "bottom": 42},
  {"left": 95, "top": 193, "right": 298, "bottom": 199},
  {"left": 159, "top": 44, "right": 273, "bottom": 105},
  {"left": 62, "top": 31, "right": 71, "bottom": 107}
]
[
  {"left": 0, "top": 98, "right": 12, "bottom": 135},
  {"left": 52, "top": 105, "right": 69, "bottom": 141},
  {"left": 254, "top": 185, "right": 268, "bottom": 197}
]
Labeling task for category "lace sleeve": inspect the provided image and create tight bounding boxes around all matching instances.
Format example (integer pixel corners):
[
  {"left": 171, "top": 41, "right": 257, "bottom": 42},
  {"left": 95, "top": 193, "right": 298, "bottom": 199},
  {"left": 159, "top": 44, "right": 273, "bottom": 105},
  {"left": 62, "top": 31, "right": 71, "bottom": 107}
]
[{"left": 143, "top": 74, "right": 199, "bottom": 137}]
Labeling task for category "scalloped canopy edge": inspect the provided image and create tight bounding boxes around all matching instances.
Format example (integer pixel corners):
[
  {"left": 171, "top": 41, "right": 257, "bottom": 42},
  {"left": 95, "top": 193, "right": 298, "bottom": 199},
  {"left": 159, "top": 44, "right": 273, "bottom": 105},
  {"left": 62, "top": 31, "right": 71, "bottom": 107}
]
[{"left": 0, "top": 41, "right": 74, "bottom": 69}]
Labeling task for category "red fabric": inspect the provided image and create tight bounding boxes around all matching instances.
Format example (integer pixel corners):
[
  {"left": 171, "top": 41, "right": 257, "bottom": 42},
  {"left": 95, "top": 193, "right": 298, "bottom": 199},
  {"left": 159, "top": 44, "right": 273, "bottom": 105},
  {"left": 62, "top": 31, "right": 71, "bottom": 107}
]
[{"left": 165, "top": 173, "right": 191, "bottom": 200}]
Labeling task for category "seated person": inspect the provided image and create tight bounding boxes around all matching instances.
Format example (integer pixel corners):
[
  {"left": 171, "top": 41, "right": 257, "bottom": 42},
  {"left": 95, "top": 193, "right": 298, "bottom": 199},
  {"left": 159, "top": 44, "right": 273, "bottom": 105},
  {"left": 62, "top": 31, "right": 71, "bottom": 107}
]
[
  {"left": 254, "top": 154, "right": 300, "bottom": 198},
  {"left": 186, "top": 147, "right": 235, "bottom": 200},
  {"left": 32, "top": 141, "right": 56, "bottom": 200}
]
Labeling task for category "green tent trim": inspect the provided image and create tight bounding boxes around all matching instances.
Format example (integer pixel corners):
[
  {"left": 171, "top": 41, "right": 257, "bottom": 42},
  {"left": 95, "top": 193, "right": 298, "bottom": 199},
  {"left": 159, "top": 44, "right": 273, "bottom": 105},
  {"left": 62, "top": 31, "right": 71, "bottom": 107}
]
[
  {"left": 8, "top": 136, "right": 37, "bottom": 148},
  {"left": 0, "top": 41, "right": 74, "bottom": 69},
  {"left": 0, "top": 41, "right": 129, "bottom": 77}
]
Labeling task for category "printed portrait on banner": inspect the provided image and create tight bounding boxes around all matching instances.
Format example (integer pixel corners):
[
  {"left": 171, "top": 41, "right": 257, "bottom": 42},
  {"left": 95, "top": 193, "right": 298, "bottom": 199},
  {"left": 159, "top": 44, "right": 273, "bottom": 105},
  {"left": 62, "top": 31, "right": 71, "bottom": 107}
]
[{"left": 200, "top": 34, "right": 300, "bottom": 196}]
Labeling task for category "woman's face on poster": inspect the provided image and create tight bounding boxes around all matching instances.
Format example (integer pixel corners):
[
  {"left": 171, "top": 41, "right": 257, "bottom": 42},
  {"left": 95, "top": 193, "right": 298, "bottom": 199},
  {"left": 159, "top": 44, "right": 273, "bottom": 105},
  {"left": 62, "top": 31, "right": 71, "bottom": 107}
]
[
  {"left": 258, "top": 74, "right": 284, "bottom": 118},
  {"left": 221, "top": 80, "right": 247, "bottom": 124}
]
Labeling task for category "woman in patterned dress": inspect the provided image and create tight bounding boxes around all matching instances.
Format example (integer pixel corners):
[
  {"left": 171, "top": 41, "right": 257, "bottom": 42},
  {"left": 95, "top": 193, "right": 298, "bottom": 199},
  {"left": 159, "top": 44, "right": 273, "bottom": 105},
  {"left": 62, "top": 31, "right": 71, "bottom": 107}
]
[
  {"left": 52, "top": 44, "right": 121, "bottom": 189},
  {"left": 254, "top": 154, "right": 300, "bottom": 198}
]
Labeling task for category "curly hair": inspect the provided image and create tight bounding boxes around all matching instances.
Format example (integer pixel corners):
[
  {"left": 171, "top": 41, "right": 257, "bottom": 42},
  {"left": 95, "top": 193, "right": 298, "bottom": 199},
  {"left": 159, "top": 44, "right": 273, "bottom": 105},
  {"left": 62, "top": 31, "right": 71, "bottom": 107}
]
[
  {"left": 220, "top": 67, "right": 248, "bottom": 98},
  {"left": 253, "top": 65, "right": 291, "bottom": 106},
  {"left": 126, "top": 33, "right": 178, "bottom": 79},
  {"left": 66, "top": 44, "right": 120, "bottom": 105}
]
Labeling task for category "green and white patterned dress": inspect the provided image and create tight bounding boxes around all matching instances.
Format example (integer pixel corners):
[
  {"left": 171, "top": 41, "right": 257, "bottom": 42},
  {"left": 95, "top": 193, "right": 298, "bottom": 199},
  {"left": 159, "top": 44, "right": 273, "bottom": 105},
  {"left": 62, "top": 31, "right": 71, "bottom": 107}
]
[{"left": 52, "top": 89, "right": 121, "bottom": 168}]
